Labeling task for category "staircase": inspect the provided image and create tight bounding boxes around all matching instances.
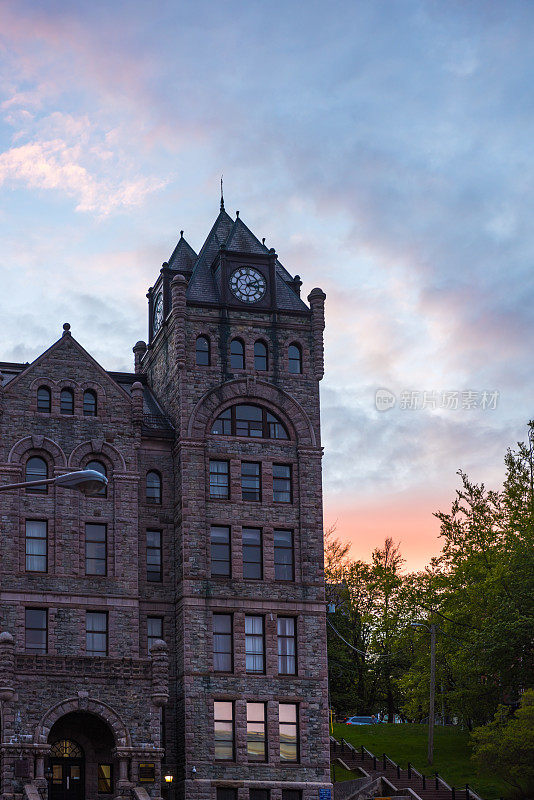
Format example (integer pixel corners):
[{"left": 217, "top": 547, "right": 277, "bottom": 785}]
[{"left": 330, "top": 737, "right": 486, "bottom": 800}]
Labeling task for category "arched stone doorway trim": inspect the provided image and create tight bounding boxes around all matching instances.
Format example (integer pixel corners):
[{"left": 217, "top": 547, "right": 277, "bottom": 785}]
[{"left": 34, "top": 696, "right": 131, "bottom": 747}]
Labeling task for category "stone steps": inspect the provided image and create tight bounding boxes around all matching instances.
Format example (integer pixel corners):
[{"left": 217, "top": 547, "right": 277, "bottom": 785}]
[{"left": 331, "top": 737, "right": 480, "bottom": 800}]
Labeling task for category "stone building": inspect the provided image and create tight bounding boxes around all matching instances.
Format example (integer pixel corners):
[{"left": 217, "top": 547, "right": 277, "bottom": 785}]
[{"left": 0, "top": 203, "right": 330, "bottom": 800}]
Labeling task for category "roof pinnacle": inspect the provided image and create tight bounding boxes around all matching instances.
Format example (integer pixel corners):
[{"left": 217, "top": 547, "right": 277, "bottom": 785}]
[{"left": 220, "top": 176, "right": 224, "bottom": 211}]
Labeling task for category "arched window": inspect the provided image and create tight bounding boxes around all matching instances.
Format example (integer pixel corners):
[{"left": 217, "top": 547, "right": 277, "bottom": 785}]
[
  {"left": 230, "top": 339, "right": 245, "bottom": 370},
  {"left": 87, "top": 460, "right": 107, "bottom": 497},
  {"left": 288, "top": 344, "right": 302, "bottom": 374},
  {"left": 37, "top": 386, "right": 51, "bottom": 413},
  {"left": 60, "top": 388, "right": 74, "bottom": 415},
  {"left": 83, "top": 390, "right": 97, "bottom": 416},
  {"left": 254, "top": 341, "right": 268, "bottom": 371},
  {"left": 196, "top": 335, "right": 210, "bottom": 366},
  {"left": 50, "top": 740, "right": 83, "bottom": 758},
  {"left": 211, "top": 404, "right": 288, "bottom": 440},
  {"left": 25, "top": 457, "right": 48, "bottom": 493},
  {"left": 146, "top": 471, "right": 162, "bottom": 504}
]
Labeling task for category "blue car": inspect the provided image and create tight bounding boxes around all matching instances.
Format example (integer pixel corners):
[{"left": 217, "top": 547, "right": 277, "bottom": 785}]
[{"left": 344, "top": 715, "right": 379, "bottom": 725}]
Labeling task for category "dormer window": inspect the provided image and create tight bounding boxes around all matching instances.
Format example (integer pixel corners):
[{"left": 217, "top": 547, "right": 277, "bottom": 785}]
[
  {"left": 211, "top": 404, "right": 288, "bottom": 440},
  {"left": 230, "top": 339, "right": 245, "bottom": 370},
  {"left": 60, "top": 388, "right": 74, "bottom": 415},
  {"left": 37, "top": 386, "right": 51, "bottom": 413},
  {"left": 254, "top": 341, "right": 268, "bottom": 371},
  {"left": 83, "top": 390, "right": 97, "bottom": 416},
  {"left": 196, "top": 336, "right": 210, "bottom": 366}
]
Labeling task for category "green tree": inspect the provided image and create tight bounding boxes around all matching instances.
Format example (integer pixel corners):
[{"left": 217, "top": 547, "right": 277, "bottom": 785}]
[
  {"left": 326, "top": 532, "right": 413, "bottom": 720},
  {"left": 471, "top": 689, "right": 534, "bottom": 796},
  {"left": 400, "top": 429, "right": 534, "bottom": 727}
]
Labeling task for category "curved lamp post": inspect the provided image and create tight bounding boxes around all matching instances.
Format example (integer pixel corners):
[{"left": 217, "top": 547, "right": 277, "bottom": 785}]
[
  {"left": 411, "top": 622, "right": 437, "bottom": 765},
  {"left": 0, "top": 469, "right": 108, "bottom": 497}
]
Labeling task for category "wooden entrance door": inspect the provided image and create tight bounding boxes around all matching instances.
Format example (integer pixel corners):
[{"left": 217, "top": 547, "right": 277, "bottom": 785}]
[{"left": 50, "top": 760, "right": 84, "bottom": 800}]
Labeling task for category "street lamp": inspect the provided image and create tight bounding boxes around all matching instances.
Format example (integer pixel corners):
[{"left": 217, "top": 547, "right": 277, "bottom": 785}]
[
  {"left": 0, "top": 469, "right": 108, "bottom": 497},
  {"left": 411, "top": 622, "right": 436, "bottom": 765}
]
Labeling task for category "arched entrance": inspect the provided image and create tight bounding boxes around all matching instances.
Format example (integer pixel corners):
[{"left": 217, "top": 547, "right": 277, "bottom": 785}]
[{"left": 47, "top": 712, "right": 115, "bottom": 800}]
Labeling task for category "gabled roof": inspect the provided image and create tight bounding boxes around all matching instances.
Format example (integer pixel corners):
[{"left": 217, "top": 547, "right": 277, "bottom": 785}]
[
  {"left": 2, "top": 329, "right": 132, "bottom": 404},
  {"left": 167, "top": 232, "right": 197, "bottom": 274},
  {"left": 184, "top": 209, "right": 309, "bottom": 312}
]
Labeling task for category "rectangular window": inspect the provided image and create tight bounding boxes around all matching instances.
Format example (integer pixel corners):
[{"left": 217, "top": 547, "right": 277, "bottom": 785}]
[
  {"left": 241, "top": 461, "right": 261, "bottom": 501},
  {"left": 85, "top": 523, "right": 107, "bottom": 576},
  {"left": 281, "top": 792, "right": 302, "bottom": 800},
  {"left": 214, "top": 701, "right": 234, "bottom": 761},
  {"left": 217, "top": 790, "right": 237, "bottom": 800},
  {"left": 245, "top": 615, "right": 265, "bottom": 674},
  {"left": 211, "top": 525, "right": 231, "bottom": 577},
  {"left": 25, "top": 608, "right": 47, "bottom": 654},
  {"left": 25, "top": 520, "right": 47, "bottom": 573},
  {"left": 86, "top": 611, "right": 108, "bottom": 656},
  {"left": 274, "top": 530, "right": 294, "bottom": 581},
  {"left": 147, "top": 617, "right": 163, "bottom": 654},
  {"left": 278, "top": 617, "right": 297, "bottom": 675},
  {"left": 250, "top": 792, "right": 270, "bottom": 800},
  {"left": 279, "top": 703, "right": 299, "bottom": 762},
  {"left": 213, "top": 614, "right": 233, "bottom": 672},
  {"left": 209, "top": 460, "right": 229, "bottom": 499},
  {"left": 146, "top": 530, "right": 162, "bottom": 582},
  {"left": 273, "top": 464, "right": 292, "bottom": 502},
  {"left": 97, "top": 764, "right": 113, "bottom": 794},
  {"left": 242, "top": 527, "right": 262, "bottom": 580},
  {"left": 247, "top": 702, "right": 267, "bottom": 761}
]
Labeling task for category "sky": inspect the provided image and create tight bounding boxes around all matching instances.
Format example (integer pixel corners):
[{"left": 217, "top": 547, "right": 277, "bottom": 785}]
[{"left": 1, "top": 0, "right": 533, "bottom": 570}]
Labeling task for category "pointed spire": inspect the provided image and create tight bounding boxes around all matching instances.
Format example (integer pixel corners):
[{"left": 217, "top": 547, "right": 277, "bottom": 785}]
[{"left": 220, "top": 175, "right": 224, "bottom": 211}]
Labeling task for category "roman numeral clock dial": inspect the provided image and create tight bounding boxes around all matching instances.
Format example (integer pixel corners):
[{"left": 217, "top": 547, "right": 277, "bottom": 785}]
[
  {"left": 153, "top": 292, "right": 163, "bottom": 334},
  {"left": 229, "top": 266, "right": 266, "bottom": 303}
]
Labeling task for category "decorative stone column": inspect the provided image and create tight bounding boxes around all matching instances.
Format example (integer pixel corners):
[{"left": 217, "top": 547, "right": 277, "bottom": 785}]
[
  {"left": 308, "top": 287, "right": 326, "bottom": 381},
  {"left": 133, "top": 341, "right": 147, "bottom": 374},
  {"left": 112, "top": 749, "right": 132, "bottom": 795},
  {"left": 131, "top": 382, "right": 144, "bottom": 425},
  {"left": 34, "top": 746, "right": 50, "bottom": 796},
  {"left": 171, "top": 274, "right": 187, "bottom": 369},
  {"left": 150, "top": 640, "right": 169, "bottom": 708},
  {"left": 0, "top": 631, "right": 15, "bottom": 702}
]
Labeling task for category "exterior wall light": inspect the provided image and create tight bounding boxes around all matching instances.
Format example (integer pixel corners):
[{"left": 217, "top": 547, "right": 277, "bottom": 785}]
[{"left": 0, "top": 469, "right": 108, "bottom": 496}]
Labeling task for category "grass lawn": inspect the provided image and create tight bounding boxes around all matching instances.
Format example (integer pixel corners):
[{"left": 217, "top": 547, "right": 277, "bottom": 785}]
[{"left": 332, "top": 723, "right": 510, "bottom": 800}]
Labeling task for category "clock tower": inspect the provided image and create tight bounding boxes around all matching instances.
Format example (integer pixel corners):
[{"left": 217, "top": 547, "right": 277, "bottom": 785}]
[{"left": 137, "top": 202, "right": 329, "bottom": 800}]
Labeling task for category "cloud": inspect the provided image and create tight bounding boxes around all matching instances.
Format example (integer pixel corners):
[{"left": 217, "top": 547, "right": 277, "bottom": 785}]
[
  {"left": 1, "top": 0, "right": 534, "bottom": 568},
  {"left": 0, "top": 138, "right": 166, "bottom": 214}
]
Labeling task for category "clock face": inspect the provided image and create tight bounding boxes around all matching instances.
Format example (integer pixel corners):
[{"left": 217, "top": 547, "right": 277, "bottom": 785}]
[
  {"left": 153, "top": 292, "right": 163, "bottom": 333},
  {"left": 229, "top": 266, "right": 266, "bottom": 304}
]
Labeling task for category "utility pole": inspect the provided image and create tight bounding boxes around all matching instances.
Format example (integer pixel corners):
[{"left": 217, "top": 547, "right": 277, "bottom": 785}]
[
  {"left": 428, "top": 623, "right": 436, "bottom": 765},
  {"left": 411, "top": 621, "right": 438, "bottom": 765}
]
